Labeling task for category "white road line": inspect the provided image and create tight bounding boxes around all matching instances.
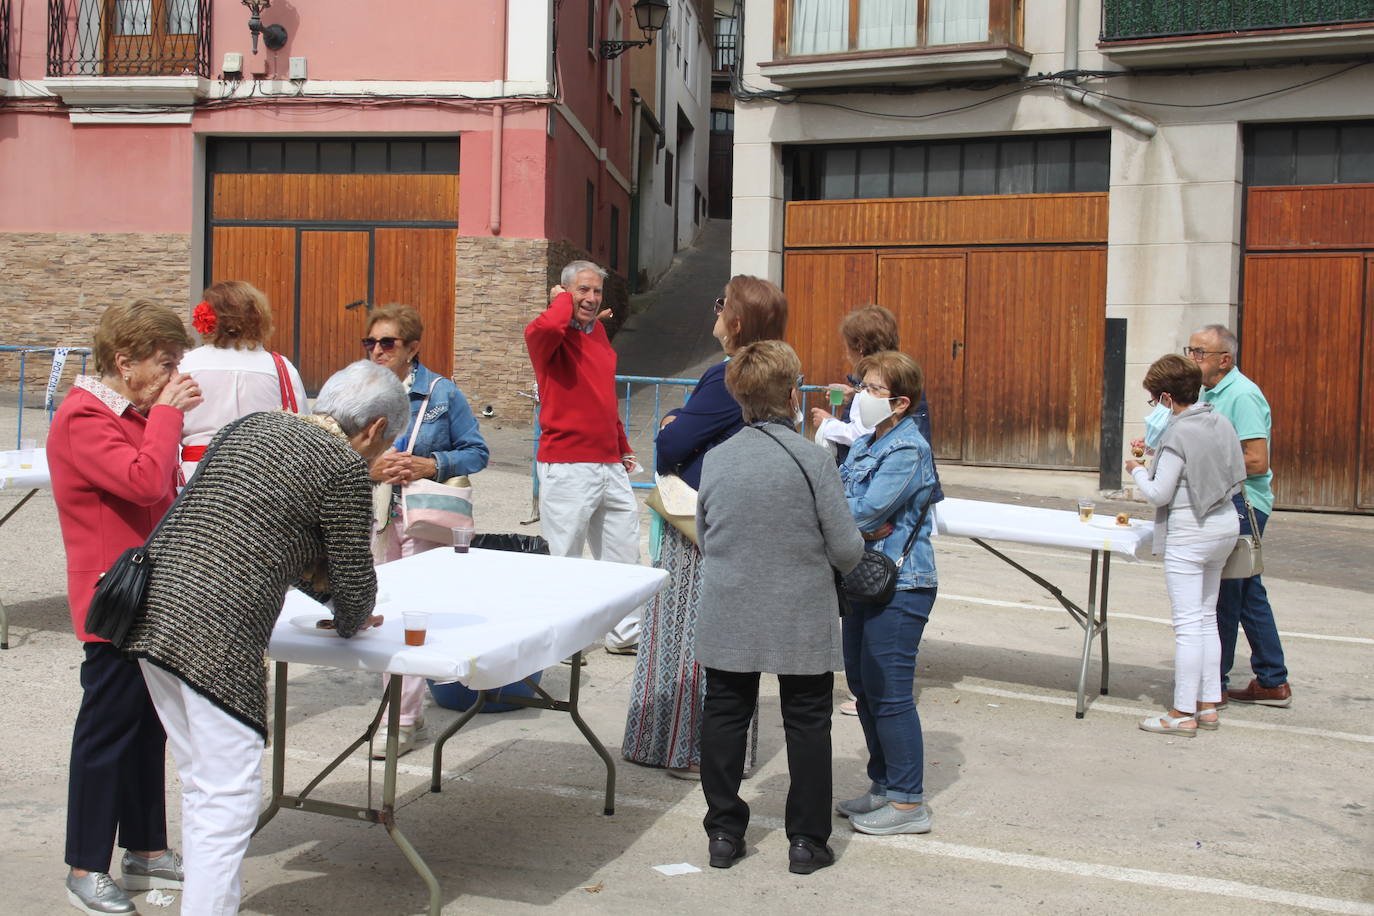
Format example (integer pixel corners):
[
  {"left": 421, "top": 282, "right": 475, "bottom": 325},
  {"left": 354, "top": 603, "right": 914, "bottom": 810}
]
[
  {"left": 948, "top": 682, "right": 1374, "bottom": 745},
  {"left": 519, "top": 783, "right": 1374, "bottom": 916},
  {"left": 943, "top": 593, "right": 1374, "bottom": 645},
  {"left": 282, "top": 745, "right": 453, "bottom": 780}
]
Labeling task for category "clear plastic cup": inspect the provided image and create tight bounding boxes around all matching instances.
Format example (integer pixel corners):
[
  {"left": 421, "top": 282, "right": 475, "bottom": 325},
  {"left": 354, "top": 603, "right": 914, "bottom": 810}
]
[
  {"left": 18, "top": 438, "right": 36, "bottom": 469},
  {"left": 452, "top": 524, "right": 475, "bottom": 554},
  {"left": 1078, "top": 498, "right": 1095, "bottom": 523},
  {"left": 403, "top": 611, "right": 429, "bottom": 646}
]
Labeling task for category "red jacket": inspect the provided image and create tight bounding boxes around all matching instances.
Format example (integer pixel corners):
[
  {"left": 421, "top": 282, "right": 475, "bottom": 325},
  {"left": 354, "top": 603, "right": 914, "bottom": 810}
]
[
  {"left": 525, "top": 291, "right": 630, "bottom": 463},
  {"left": 47, "top": 382, "right": 183, "bottom": 642}
]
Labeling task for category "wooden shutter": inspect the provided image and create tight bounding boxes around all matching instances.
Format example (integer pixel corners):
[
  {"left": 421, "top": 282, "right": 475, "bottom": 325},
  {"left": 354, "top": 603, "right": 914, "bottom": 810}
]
[
  {"left": 963, "top": 248, "right": 1105, "bottom": 468},
  {"left": 876, "top": 253, "right": 967, "bottom": 460},
  {"left": 1242, "top": 253, "right": 1364, "bottom": 510}
]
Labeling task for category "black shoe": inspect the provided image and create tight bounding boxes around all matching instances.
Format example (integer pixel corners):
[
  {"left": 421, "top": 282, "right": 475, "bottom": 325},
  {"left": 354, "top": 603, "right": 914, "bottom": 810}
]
[
  {"left": 788, "top": 836, "right": 835, "bottom": 875},
  {"left": 708, "top": 832, "right": 746, "bottom": 869}
]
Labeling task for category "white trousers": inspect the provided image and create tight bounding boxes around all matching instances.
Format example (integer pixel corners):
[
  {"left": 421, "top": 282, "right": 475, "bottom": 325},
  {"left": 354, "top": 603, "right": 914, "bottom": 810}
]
[
  {"left": 537, "top": 461, "right": 643, "bottom": 648},
  {"left": 139, "top": 661, "right": 263, "bottom": 916},
  {"left": 1162, "top": 535, "right": 1234, "bottom": 714}
]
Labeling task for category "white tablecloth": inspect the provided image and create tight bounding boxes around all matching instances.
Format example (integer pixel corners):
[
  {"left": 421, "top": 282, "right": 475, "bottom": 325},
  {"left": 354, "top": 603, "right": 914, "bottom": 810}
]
[
  {"left": 932, "top": 497, "right": 1153, "bottom": 562},
  {"left": 0, "top": 448, "right": 50, "bottom": 490},
  {"left": 267, "top": 547, "right": 667, "bottom": 688}
]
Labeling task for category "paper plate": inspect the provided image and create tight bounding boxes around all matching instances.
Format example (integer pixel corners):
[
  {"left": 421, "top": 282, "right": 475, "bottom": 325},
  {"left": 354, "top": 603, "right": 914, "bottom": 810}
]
[
  {"left": 1090, "top": 517, "right": 1142, "bottom": 531},
  {"left": 287, "top": 614, "right": 373, "bottom": 637}
]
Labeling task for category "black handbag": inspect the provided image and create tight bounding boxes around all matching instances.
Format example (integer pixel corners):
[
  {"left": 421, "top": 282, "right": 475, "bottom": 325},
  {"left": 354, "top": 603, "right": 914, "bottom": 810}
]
[
  {"left": 756, "top": 425, "right": 930, "bottom": 616},
  {"left": 85, "top": 416, "right": 243, "bottom": 646}
]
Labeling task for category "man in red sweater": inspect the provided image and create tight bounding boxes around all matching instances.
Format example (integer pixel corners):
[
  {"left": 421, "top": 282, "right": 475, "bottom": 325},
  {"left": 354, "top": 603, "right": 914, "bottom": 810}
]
[{"left": 525, "top": 260, "right": 642, "bottom": 653}]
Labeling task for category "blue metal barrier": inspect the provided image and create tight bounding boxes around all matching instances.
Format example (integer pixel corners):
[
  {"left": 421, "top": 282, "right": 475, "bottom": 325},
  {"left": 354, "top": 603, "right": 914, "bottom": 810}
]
[{"left": 1, "top": 345, "right": 92, "bottom": 447}]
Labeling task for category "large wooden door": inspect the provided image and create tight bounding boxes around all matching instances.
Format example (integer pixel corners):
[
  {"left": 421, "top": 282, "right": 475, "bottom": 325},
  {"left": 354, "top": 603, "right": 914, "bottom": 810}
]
[
  {"left": 783, "top": 250, "right": 876, "bottom": 388},
  {"left": 374, "top": 228, "right": 458, "bottom": 377},
  {"left": 1361, "top": 257, "right": 1374, "bottom": 509},
  {"left": 876, "top": 253, "right": 966, "bottom": 460},
  {"left": 298, "top": 231, "right": 371, "bottom": 392},
  {"left": 1242, "top": 253, "right": 1365, "bottom": 510},
  {"left": 964, "top": 249, "right": 1105, "bottom": 468},
  {"left": 209, "top": 227, "right": 296, "bottom": 361}
]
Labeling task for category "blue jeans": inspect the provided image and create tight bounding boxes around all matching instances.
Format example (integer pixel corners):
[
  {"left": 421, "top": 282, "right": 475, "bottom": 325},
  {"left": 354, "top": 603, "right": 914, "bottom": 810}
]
[
  {"left": 842, "top": 587, "right": 935, "bottom": 803},
  {"left": 1218, "top": 494, "right": 1288, "bottom": 689}
]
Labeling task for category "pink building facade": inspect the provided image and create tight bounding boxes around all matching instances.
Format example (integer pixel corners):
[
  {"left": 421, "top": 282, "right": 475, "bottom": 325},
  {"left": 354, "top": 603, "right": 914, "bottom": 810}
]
[{"left": 0, "top": 0, "right": 634, "bottom": 413}]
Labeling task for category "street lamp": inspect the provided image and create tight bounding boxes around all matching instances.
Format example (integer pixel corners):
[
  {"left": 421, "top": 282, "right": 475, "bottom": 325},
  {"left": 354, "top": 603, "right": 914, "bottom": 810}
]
[
  {"left": 242, "top": 0, "right": 289, "bottom": 54},
  {"left": 600, "top": 0, "right": 671, "bottom": 60}
]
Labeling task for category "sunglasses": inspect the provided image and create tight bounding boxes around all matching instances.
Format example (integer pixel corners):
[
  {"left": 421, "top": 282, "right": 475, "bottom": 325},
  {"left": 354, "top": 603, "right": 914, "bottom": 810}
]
[
  {"left": 713, "top": 298, "right": 726, "bottom": 315},
  {"left": 362, "top": 337, "right": 404, "bottom": 352}
]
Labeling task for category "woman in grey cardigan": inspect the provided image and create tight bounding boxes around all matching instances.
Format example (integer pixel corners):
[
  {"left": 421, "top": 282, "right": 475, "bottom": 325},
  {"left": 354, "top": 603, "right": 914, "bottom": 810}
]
[
  {"left": 695, "top": 341, "right": 864, "bottom": 876},
  {"left": 122, "top": 360, "right": 409, "bottom": 915}
]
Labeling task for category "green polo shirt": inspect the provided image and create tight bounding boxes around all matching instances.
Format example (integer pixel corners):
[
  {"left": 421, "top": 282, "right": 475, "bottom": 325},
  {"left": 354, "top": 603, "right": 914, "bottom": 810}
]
[{"left": 1201, "top": 367, "right": 1274, "bottom": 514}]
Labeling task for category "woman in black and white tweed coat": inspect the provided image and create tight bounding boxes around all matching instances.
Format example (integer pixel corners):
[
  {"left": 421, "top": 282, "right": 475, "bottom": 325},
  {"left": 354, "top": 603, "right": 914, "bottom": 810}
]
[{"left": 122, "top": 360, "right": 409, "bottom": 916}]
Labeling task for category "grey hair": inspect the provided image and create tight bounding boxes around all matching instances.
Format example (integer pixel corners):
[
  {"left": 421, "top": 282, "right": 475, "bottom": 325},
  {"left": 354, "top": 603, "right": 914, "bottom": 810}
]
[
  {"left": 313, "top": 360, "right": 411, "bottom": 440},
  {"left": 1194, "top": 323, "right": 1238, "bottom": 355},
  {"left": 561, "top": 260, "right": 607, "bottom": 288}
]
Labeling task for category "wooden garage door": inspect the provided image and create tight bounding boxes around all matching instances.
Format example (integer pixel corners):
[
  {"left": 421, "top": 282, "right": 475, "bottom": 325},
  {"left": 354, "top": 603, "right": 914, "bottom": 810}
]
[
  {"left": 209, "top": 227, "right": 296, "bottom": 361},
  {"left": 1242, "top": 253, "right": 1365, "bottom": 510},
  {"left": 783, "top": 250, "right": 876, "bottom": 389},
  {"left": 964, "top": 248, "right": 1105, "bottom": 468},
  {"left": 374, "top": 228, "right": 458, "bottom": 379}
]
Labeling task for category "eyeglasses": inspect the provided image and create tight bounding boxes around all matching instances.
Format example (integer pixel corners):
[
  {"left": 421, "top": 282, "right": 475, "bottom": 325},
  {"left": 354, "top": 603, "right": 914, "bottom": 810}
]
[
  {"left": 1183, "top": 346, "right": 1226, "bottom": 359},
  {"left": 362, "top": 337, "right": 403, "bottom": 352},
  {"left": 713, "top": 298, "right": 726, "bottom": 315},
  {"left": 855, "top": 381, "right": 892, "bottom": 397},
  {"left": 1147, "top": 395, "right": 1160, "bottom": 407}
]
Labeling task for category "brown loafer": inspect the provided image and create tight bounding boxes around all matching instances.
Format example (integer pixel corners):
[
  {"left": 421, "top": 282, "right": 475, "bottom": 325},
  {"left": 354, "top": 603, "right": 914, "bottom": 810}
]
[{"left": 1226, "top": 678, "right": 1292, "bottom": 708}]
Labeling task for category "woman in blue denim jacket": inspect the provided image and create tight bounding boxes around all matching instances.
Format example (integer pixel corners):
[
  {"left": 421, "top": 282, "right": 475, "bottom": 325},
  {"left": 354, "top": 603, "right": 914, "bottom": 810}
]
[
  {"left": 365, "top": 304, "right": 489, "bottom": 756},
  {"left": 837, "top": 350, "right": 939, "bottom": 837}
]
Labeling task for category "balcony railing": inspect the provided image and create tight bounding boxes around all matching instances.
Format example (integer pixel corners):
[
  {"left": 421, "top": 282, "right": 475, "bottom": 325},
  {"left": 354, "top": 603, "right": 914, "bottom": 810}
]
[
  {"left": 714, "top": 34, "right": 737, "bottom": 73},
  {"left": 47, "top": 0, "right": 211, "bottom": 77},
  {"left": 1, "top": 0, "right": 11, "bottom": 79},
  {"left": 1102, "top": 0, "right": 1374, "bottom": 41}
]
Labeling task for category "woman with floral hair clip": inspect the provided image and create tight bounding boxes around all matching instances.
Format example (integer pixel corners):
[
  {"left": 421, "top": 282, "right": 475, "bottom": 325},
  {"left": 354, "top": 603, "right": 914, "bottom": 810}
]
[{"left": 179, "top": 281, "right": 307, "bottom": 480}]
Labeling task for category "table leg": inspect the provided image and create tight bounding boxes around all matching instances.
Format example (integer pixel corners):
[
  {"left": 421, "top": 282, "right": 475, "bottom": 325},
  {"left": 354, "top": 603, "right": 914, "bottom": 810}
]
[
  {"left": 1075, "top": 551, "right": 1101, "bottom": 719},
  {"left": 254, "top": 661, "right": 290, "bottom": 835},
  {"left": 378, "top": 677, "right": 443, "bottom": 916},
  {"left": 564, "top": 650, "right": 617, "bottom": 816},
  {"left": 1099, "top": 552, "right": 1111, "bottom": 696},
  {"left": 430, "top": 691, "right": 487, "bottom": 793},
  {"left": 0, "top": 488, "right": 40, "bottom": 650}
]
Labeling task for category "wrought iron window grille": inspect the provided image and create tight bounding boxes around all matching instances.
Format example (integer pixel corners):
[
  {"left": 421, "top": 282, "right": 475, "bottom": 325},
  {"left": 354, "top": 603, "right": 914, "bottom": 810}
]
[{"left": 47, "top": 0, "right": 212, "bottom": 77}]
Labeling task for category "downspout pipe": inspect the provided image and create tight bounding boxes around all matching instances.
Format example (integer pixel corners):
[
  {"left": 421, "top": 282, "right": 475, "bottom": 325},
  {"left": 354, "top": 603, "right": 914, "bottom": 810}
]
[
  {"left": 490, "top": 0, "right": 510, "bottom": 235},
  {"left": 1060, "top": 0, "right": 1156, "bottom": 138}
]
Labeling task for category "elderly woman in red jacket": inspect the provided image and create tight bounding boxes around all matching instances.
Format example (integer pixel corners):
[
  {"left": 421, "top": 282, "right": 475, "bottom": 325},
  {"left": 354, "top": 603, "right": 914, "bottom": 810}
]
[{"left": 47, "top": 299, "right": 203, "bottom": 916}]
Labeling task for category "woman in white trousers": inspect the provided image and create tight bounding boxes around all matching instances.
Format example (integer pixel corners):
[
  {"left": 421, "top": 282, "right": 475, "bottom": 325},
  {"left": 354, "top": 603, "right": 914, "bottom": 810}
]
[{"left": 1127, "top": 354, "right": 1246, "bottom": 737}]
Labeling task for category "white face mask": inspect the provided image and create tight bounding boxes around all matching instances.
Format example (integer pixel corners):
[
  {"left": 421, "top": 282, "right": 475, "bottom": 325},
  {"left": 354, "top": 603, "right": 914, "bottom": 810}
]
[{"left": 855, "top": 389, "right": 896, "bottom": 428}]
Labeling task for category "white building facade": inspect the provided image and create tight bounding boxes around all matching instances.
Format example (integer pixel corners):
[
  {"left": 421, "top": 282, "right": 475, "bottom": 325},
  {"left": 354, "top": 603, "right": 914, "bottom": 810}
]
[{"left": 731, "top": 0, "right": 1374, "bottom": 511}]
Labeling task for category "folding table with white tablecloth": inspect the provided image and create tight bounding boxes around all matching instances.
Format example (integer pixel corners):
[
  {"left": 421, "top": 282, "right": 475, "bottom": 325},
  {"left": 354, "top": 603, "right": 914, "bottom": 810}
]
[
  {"left": 931, "top": 497, "right": 1155, "bottom": 718},
  {"left": 0, "top": 448, "right": 50, "bottom": 650},
  {"left": 258, "top": 546, "right": 667, "bottom": 916}
]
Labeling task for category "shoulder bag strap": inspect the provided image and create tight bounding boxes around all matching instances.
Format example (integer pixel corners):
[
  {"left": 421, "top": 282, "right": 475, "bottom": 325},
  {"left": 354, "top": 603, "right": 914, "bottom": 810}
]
[
  {"left": 1240, "top": 488, "right": 1262, "bottom": 545},
  {"left": 403, "top": 379, "right": 439, "bottom": 456},
  {"left": 270, "top": 352, "right": 297, "bottom": 412}
]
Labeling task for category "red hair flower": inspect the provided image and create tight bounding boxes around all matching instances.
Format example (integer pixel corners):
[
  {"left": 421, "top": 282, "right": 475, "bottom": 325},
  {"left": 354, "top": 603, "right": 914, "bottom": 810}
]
[{"left": 192, "top": 301, "right": 217, "bottom": 336}]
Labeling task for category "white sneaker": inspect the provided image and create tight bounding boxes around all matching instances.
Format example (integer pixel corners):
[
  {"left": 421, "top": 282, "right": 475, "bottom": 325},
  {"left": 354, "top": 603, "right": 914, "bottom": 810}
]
[{"left": 371, "top": 721, "right": 426, "bottom": 759}]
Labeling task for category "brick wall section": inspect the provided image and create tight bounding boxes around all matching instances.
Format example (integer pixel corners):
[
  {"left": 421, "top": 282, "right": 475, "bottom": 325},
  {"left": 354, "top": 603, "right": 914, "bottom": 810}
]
[
  {"left": 453, "top": 236, "right": 628, "bottom": 423},
  {"left": 0, "top": 233, "right": 192, "bottom": 395}
]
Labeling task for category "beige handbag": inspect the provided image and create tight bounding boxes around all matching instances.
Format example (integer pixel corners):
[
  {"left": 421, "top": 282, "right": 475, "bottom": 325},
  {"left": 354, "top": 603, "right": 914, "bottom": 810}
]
[
  {"left": 1220, "top": 491, "right": 1263, "bottom": 580},
  {"left": 645, "top": 472, "right": 698, "bottom": 545}
]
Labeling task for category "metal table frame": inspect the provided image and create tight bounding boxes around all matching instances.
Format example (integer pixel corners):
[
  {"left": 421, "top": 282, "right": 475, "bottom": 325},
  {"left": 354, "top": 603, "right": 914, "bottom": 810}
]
[
  {"left": 0, "top": 487, "right": 41, "bottom": 650},
  {"left": 969, "top": 538, "right": 1111, "bottom": 718},
  {"left": 253, "top": 650, "right": 613, "bottom": 915}
]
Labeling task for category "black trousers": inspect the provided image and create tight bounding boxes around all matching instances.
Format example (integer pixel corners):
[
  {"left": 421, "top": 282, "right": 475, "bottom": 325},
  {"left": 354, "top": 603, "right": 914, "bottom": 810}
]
[
  {"left": 66, "top": 642, "right": 168, "bottom": 872},
  {"left": 700, "top": 667, "right": 833, "bottom": 844}
]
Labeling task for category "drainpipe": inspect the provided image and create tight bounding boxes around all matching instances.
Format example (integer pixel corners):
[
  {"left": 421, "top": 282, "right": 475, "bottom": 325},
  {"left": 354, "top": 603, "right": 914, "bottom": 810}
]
[
  {"left": 490, "top": 0, "right": 511, "bottom": 235},
  {"left": 1060, "top": 0, "right": 1157, "bottom": 138}
]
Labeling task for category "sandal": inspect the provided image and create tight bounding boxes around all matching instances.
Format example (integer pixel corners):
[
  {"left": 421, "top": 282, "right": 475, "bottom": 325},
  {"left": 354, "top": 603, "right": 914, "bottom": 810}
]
[
  {"left": 1194, "top": 708, "right": 1220, "bottom": 731},
  {"left": 1139, "top": 713, "right": 1198, "bottom": 736}
]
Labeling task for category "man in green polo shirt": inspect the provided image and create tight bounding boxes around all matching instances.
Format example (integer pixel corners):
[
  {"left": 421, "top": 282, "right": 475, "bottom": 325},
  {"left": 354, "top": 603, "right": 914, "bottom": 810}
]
[{"left": 1187, "top": 324, "right": 1291, "bottom": 707}]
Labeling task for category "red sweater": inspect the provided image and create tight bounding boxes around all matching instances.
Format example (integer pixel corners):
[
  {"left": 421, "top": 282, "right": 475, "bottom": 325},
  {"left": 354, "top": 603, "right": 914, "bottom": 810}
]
[
  {"left": 525, "top": 292, "right": 630, "bottom": 463},
  {"left": 47, "top": 384, "right": 183, "bottom": 642}
]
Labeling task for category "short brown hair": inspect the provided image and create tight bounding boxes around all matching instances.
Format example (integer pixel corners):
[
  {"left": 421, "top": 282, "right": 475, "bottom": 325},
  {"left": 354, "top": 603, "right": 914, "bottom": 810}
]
[
  {"left": 92, "top": 300, "right": 194, "bottom": 376},
  {"left": 201, "top": 280, "right": 273, "bottom": 348},
  {"left": 722, "top": 275, "right": 788, "bottom": 351},
  {"left": 841, "top": 305, "right": 899, "bottom": 357},
  {"left": 368, "top": 303, "right": 424, "bottom": 342},
  {"left": 1143, "top": 354, "right": 1201, "bottom": 405},
  {"left": 854, "top": 351, "right": 924, "bottom": 411},
  {"left": 725, "top": 340, "right": 802, "bottom": 424}
]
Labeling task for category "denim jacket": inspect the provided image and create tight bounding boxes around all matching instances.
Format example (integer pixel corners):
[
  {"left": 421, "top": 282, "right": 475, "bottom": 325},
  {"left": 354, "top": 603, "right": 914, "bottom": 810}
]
[
  {"left": 393, "top": 362, "right": 490, "bottom": 480},
  {"left": 840, "top": 415, "right": 938, "bottom": 590}
]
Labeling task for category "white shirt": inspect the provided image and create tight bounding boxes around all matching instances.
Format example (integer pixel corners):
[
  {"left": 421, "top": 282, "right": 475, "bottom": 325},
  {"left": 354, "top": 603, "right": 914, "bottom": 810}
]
[
  {"left": 817, "top": 394, "right": 874, "bottom": 448},
  {"left": 179, "top": 345, "right": 307, "bottom": 478}
]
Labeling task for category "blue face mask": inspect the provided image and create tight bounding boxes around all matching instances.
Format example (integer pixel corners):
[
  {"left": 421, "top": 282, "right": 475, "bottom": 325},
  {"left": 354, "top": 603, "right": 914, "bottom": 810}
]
[{"left": 1143, "top": 402, "right": 1172, "bottom": 448}]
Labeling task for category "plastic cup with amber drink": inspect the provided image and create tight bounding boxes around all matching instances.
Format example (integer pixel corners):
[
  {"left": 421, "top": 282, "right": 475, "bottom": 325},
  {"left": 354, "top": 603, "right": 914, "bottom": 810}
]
[
  {"left": 403, "top": 611, "right": 429, "bottom": 646},
  {"left": 1077, "top": 498, "right": 1095, "bottom": 522}
]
